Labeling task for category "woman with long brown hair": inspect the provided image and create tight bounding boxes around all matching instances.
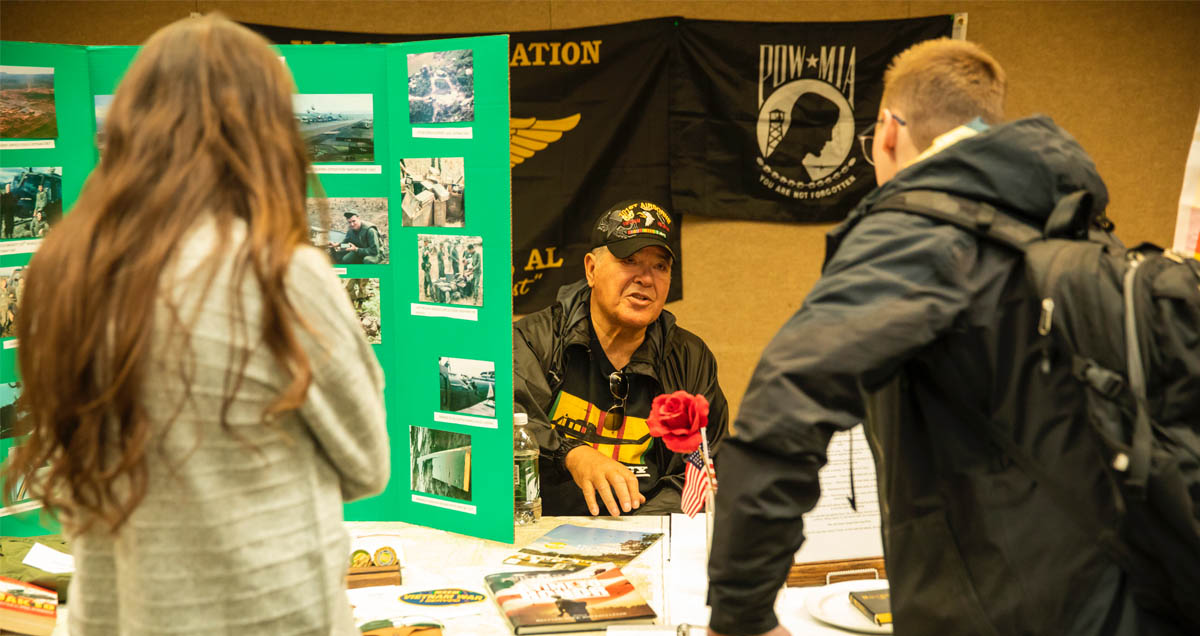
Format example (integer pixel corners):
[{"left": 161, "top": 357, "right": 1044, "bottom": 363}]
[{"left": 3, "top": 14, "right": 388, "bottom": 634}]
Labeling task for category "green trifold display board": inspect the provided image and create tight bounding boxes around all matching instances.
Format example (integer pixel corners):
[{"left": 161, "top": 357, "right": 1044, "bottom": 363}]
[{"left": 0, "top": 35, "right": 515, "bottom": 543}]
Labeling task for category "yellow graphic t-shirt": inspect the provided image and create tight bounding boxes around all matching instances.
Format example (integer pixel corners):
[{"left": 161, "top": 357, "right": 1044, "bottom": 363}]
[{"left": 549, "top": 390, "right": 653, "bottom": 465}]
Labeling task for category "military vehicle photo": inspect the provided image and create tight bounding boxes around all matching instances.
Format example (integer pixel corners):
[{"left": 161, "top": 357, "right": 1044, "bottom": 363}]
[
  {"left": 292, "top": 93, "right": 374, "bottom": 162},
  {"left": 438, "top": 356, "right": 494, "bottom": 416},
  {"left": 0, "top": 167, "right": 63, "bottom": 240}
]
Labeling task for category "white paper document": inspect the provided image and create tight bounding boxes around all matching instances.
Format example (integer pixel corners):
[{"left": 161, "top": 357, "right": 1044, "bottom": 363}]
[
  {"left": 794, "top": 426, "right": 883, "bottom": 563},
  {"left": 22, "top": 542, "right": 75, "bottom": 574}
]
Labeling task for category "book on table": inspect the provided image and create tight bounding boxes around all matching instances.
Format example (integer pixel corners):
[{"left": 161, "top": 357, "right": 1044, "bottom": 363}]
[
  {"left": 849, "top": 587, "right": 892, "bottom": 626},
  {"left": 484, "top": 563, "right": 656, "bottom": 634},
  {"left": 1, "top": 576, "right": 58, "bottom": 636},
  {"left": 501, "top": 523, "right": 663, "bottom": 570}
]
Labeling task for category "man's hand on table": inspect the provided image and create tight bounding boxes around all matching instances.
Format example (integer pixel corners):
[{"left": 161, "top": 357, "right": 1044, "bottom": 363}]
[
  {"left": 565, "top": 446, "right": 646, "bottom": 516},
  {"left": 708, "top": 627, "right": 792, "bottom": 636}
]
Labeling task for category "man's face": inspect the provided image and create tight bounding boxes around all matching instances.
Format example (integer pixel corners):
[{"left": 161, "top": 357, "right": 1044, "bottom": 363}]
[
  {"left": 585, "top": 245, "right": 672, "bottom": 330},
  {"left": 37, "top": 185, "right": 43, "bottom": 192},
  {"left": 347, "top": 215, "right": 361, "bottom": 230}
]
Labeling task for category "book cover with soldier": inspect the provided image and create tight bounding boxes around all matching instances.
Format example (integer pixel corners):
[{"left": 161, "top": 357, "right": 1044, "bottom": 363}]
[{"left": 484, "top": 564, "right": 655, "bottom": 634}]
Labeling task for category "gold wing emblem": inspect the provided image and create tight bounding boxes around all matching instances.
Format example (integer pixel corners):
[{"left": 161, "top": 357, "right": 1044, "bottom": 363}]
[{"left": 510, "top": 114, "right": 582, "bottom": 167}]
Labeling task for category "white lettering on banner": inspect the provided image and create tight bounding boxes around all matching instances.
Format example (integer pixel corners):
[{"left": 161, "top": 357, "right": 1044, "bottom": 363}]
[{"left": 758, "top": 44, "right": 855, "bottom": 108}]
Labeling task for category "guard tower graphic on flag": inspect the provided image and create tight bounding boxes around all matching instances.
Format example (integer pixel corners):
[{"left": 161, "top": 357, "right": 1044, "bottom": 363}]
[{"left": 765, "top": 109, "right": 785, "bottom": 156}]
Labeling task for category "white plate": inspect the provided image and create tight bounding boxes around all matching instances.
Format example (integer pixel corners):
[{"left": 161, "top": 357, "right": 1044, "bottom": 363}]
[{"left": 803, "top": 579, "right": 892, "bottom": 634}]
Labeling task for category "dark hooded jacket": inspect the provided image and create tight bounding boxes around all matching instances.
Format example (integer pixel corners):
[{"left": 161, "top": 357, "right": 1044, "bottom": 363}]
[
  {"left": 513, "top": 279, "right": 728, "bottom": 511},
  {"left": 707, "top": 117, "right": 1184, "bottom": 636}
]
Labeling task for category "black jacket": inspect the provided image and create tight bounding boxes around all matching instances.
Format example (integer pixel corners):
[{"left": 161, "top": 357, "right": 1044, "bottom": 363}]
[
  {"left": 513, "top": 279, "right": 728, "bottom": 506},
  {"left": 708, "top": 117, "right": 1183, "bottom": 636}
]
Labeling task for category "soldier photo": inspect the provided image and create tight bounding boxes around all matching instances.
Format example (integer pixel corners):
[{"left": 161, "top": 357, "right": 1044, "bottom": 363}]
[
  {"left": 328, "top": 210, "right": 384, "bottom": 265},
  {"left": 0, "top": 267, "right": 23, "bottom": 339},
  {"left": 417, "top": 234, "right": 483, "bottom": 307},
  {"left": 341, "top": 277, "right": 381, "bottom": 345}
]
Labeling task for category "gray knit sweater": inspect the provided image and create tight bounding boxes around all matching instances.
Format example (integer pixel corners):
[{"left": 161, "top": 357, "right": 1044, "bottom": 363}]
[{"left": 65, "top": 219, "right": 389, "bottom": 635}]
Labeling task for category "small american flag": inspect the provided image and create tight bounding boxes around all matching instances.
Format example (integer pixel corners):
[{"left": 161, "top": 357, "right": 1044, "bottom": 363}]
[{"left": 681, "top": 449, "right": 716, "bottom": 517}]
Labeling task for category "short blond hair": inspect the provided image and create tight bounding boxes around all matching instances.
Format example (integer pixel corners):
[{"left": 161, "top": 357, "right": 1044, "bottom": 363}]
[{"left": 882, "top": 38, "right": 1006, "bottom": 151}]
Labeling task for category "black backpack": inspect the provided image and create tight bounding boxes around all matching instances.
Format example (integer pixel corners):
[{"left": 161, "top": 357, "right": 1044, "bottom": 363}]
[{"left": 872, "top": 189, "right": 1200, "bottom": 626}]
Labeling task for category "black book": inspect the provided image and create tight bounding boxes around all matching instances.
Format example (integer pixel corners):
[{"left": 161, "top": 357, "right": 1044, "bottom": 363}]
[{"left": 849, "top": 588, "right": 891, "bottom": 626}]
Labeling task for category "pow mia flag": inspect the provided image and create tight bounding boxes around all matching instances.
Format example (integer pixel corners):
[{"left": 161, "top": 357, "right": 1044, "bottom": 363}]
[
  {"left": 244, "top": 19, "right": 678, "bottom": 314},
  {"left": 670, "top": 16, "right": 954, "bottom": 223}
]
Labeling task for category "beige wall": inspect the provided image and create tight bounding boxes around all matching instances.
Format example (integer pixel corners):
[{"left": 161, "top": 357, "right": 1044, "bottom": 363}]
[{"left": 5, "top": 1, "right": 1199, "bottom": 423}]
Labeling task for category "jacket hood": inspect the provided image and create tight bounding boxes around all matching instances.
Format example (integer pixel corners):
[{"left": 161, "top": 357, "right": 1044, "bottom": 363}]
[{"left": 866, "top": 115, "right": 1110, "bottom": 227}]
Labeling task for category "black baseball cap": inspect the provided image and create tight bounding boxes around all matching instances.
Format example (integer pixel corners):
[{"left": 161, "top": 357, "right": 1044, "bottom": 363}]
[{"left": 590, "top": 200, "right": 675, "bottom": 259}]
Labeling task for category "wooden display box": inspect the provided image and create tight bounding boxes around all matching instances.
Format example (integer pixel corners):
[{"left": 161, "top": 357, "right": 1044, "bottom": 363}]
[
  {"left": 346, "top": 564, "right": 402, "bottom": 589},
  {"left": 787, "top": 557, "right": 887, "bottom": 587}
]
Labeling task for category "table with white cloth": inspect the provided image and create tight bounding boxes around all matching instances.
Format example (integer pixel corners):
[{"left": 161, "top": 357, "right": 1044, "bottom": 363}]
[{"left": 50, "top": 514, "right": 882, "bottom": 635}]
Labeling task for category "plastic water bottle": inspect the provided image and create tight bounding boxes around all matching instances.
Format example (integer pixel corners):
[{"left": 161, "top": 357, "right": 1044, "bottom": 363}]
[{"left": 513, "top": 413, "right": 542, "bottom": 525}]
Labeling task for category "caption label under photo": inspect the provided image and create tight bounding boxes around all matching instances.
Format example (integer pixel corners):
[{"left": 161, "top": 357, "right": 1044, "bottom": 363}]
[
  {"left": 411, "top": 304, "right": 478, "bottom": 321},
  {"left": 411, "top": 494, "right": 477, "bottom": 515},
  {"left": 412, "top": 127, "right": 473, "bottom": 140},
  {"left": 433, "top": 412, "right": 497, "bottom": 429},
  {"left": 309, "top": 164, "right": 382, "bottom": 175},
  {"left": 0, "top": 140, "right": 55, "bottom": 150}
]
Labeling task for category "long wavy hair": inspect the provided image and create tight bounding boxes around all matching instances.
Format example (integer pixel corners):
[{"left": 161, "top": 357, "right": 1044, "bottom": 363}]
[{"left": 3, "top": 14, "right": 321, "bottom": 532}]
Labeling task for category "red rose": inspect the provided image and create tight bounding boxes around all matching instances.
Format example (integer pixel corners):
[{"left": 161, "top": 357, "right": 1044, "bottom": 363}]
[{"left": 646, "top": 390, "right": 708, "bottom": 453}]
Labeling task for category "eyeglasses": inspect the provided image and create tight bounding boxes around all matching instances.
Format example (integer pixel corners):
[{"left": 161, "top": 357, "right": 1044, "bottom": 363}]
[
  {"left": 604, "top": 371, "right": 628, "bottom": 431},
  {"left": 857, "top": 110, "right": 907, "bottom": 166}
]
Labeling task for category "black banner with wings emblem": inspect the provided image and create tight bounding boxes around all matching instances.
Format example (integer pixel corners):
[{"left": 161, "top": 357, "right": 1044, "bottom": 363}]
[{"left": 244, "top": 18, "right": 678, "bottom": 314}]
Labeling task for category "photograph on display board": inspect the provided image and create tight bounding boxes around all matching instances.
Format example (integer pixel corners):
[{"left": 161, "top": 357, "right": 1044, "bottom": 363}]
[
  {"left": 410, "top": 426, "right": 472, "bottom": 502},
  {"left": 0, "top": 167, "right": 62, "bottom": 240},
  {"left": 418, "top": 234, "right": 482, "bottom": 307},
  {"left": 439, "top": 357, "right": 494, "bottom": 417},
  {"left": 94, "top": 94, "right": 112, "bottom": 151},
  {"left": 0, "top": 65, "right": 57, "bottom": 139},
  {"left": 292, "top": 94, "right": 374, "bottom": 162},
  {"left": 306, "top": 197, "right": 389, "bottom": 265},
  {"left": 407, "top": 50, "right": 474, "bottom": 124},
  {"left": 399, "top": 157, "right": 465, "bottom": 228},
  {"left": 0, "top": 266, "right": 23, "bottom": 339},
  {"left": 342, "top": 278, "right": 381, "bottom": 345},
  {"left": 0, "top": 382, "right": 31, "bottom": 504}
]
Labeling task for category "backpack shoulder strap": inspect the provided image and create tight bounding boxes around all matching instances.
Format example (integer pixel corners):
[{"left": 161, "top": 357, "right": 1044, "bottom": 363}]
[{"left": 869, "top": 189, "right": 1044, "bottom": 252}]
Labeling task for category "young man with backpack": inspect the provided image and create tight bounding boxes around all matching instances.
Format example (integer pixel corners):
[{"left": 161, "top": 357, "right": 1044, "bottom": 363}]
[{"left": 707, "top": 38, "right": 1195, "bottom": 636}]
